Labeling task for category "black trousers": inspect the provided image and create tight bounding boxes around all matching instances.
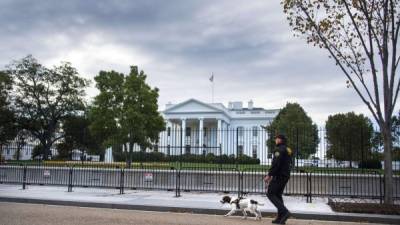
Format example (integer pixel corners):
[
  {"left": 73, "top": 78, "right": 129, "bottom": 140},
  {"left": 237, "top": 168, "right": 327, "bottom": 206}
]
[{"left": 267, "top": 176, "right": 289, "bottom": 216}]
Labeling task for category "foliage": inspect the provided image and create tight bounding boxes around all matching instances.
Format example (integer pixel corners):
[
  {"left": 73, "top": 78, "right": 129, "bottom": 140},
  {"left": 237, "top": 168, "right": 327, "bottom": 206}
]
[
  {"left": 358, "top": 159, "right": 382, "bottom": 169},
  {"left": 57, "top": 115, "right": 100, "bottom": 160},
  {"left": 0, "top": 71, "right": 17, "bottom": 146},
  {"left": 32, "top": 144, "right": 44, "bottom": 159},
  {"left": 89, "top": 66, "right": 165, "bottom": 167},
  {"left": 267, "top": 102, "right": 319, "bottom": 159},
  {"left": 13, "top": 129, "right": 30, "bottom": 160},
  {"left": 393, "top": 146, "right": 400, "bottom": 161},
  {"left": 111, "top": 152, "right": 260, "bottom": 165},
  {"left": 326, "top": 112, "right": 374, "bottom": 163},
  {"left": 56, "top": 142, "right": 73, "bottom": 160},
  {"left": 282, "top": 0, "right": 400, "bottom": 203},
  {"left": 7, "top": 55, "right": 89, "bottom": 160}
]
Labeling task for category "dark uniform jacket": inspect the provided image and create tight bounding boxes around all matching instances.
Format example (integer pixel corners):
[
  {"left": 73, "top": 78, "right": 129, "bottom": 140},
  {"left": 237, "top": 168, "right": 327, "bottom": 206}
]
[{"left": 268, "top": 143, "right": 292, "bottom": 178}]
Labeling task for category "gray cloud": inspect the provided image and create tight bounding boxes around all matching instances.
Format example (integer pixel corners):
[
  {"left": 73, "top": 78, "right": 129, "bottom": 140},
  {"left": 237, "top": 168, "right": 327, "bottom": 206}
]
[{"left": 1, "top": 0, "right": 394, "bottom": 125}]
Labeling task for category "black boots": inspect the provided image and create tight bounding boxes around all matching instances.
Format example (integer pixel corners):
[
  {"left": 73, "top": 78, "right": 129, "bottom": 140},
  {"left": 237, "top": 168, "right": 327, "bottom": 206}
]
[{"left": 272, "top": 211, "right": 291, "bottom": 224}]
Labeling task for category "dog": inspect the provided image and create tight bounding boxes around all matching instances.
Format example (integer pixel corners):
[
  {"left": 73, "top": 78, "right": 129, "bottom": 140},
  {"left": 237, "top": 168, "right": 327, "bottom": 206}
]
[{"left": 220, "top": 195, "right": 263, "bottom": 220}]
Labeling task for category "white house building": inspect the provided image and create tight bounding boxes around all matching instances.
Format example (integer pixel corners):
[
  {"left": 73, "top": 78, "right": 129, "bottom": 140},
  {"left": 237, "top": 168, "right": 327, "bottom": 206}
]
[
  {"left": 1, "top": 99, "right": 279, "bottom": 164},
  {"left": 159, "top": 99, "right": 279, "bottom": 163}
]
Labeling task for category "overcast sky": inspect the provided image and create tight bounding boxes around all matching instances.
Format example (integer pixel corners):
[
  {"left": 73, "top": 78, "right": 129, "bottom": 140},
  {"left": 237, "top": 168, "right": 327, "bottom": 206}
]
[{"left": 1, "top": 0, "right": 394, "bottom": 126}]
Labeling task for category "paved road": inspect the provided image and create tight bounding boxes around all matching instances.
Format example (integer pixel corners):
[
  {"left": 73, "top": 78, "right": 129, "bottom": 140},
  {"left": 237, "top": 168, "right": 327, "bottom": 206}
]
[{"left": 0, "top": 202, "right": 383, "bottom": 225}]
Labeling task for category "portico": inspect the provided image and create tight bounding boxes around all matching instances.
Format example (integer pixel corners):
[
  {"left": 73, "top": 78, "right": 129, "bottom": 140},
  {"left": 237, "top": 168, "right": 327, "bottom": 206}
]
[{"left": 161, "top": 99, "right": 279, "bottom": 161}]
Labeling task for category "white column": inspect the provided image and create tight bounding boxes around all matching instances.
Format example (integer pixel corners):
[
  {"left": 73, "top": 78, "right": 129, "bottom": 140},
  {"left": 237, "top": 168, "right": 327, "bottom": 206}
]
[
  {"left": 199, "top": 118, "right": 204, "bottom": 155},
  {"left": 166, "top": 120, "right": 172, "bottom": 146},
  {"left": 181, "top": 118, "right": 186, "bottom": 148},
  {"left": 222, "top": 122, "right": 228, "bottom": 154},
  {"left": 217, "top": 119, "right": 222, "bottom": 146},
  {"left": 170, "top": 123, "right": 175, "bottom": 149}
]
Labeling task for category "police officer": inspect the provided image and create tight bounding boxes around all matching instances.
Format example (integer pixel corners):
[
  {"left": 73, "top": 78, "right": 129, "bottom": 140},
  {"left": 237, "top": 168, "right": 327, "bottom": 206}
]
[{"left": 264, "top": 134, "right": 292, "bottom": 224}]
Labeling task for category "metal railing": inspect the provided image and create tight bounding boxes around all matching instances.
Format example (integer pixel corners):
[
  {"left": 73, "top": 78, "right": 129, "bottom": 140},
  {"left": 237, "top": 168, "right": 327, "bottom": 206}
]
[{"left": 1, "top": 127, "right": 399, "bottom": 203}]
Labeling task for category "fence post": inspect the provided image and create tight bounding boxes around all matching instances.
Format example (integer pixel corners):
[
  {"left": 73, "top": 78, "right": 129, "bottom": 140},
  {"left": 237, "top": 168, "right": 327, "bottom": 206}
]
[
  {"left": 67, "top": 166, "right": 73, "bottom": 192},
  {"left": 237, "top": 171, "right": 245, "bottom": 198},
  {"left": 22, "top": 165, "right": 27, "bottom": 190},
  {"left": 175, "top": 169, "right": 181, "bottom": 197},
  {"left": 219, "top": 143, "right": 222, "bottom": 170},
  {"left": 236, "top": 127, "right": 239, "bottom": 170},
  {"left": 180, "top": 128, "right": 183, "bottom": 169},
  {"left": 379, "top": 174, "right": 385, "bottom": 204},
  {"left": 296, "top": 127, "right": 299, "bottom": 170},
  {"left": 306, "top": 172, "right": 312, "bottom": 203},
  {"left": 119, "top": 168, "right": 124, "bottom": 195},
  {"left": 381, "top": 174, "right": 386, "bottom": 202}
]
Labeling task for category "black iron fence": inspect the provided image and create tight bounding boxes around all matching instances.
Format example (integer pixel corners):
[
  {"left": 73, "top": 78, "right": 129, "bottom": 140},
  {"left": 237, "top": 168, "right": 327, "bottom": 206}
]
[{"left": 0, "top": 127, "right": 399, "bottom": 203}]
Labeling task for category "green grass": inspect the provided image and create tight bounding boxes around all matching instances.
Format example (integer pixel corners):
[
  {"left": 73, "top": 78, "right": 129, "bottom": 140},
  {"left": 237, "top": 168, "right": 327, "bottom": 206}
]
[{"left": 4, "top": 160, "right": 398, "bottom": 175}]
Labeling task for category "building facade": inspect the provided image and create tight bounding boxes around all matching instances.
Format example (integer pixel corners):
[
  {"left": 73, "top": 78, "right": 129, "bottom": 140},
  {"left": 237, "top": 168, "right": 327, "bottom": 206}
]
[
  {"left": 159, "top": 99, "right": 279, "bottom": 164},
  {"left": 1, "top": 99, "right": 279, "bottom": 163}
]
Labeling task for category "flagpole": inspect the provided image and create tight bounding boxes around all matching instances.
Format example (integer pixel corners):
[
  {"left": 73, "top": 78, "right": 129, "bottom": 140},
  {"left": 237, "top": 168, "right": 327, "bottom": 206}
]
[{"left": 212, "top": 73, "right": 214, "bottom": 103}]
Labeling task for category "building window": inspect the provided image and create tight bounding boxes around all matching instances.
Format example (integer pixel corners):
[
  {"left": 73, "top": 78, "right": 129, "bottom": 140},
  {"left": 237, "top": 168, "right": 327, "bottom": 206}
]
[
  {"left": 238, "top": 127, "right": 244, "bottom": 137},
  {"left": 238, "top": 145, "right": 243, "bottom": 156},
  {"left": 186, "top": 127, "right": 191, "bottom": 137},
  {"left": 167, "top": 127, "right": 171, "bottom": 136},
  {"left": 252, "top": 145, "right": 257, "bottom": 159},
  {"left": 252, "top": 126, "right": 258, "bottom": 137},
  {"left": 203, "top": 127, "right": 207, "bottom": 137},
  {"left": 7, "top": 149, "right": 10, "bottom": 155}
]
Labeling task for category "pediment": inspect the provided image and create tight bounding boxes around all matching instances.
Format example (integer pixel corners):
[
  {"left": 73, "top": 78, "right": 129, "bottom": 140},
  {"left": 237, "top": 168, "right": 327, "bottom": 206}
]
[{"left": 164, "top": 99, "right": 222, "bottom": 114}]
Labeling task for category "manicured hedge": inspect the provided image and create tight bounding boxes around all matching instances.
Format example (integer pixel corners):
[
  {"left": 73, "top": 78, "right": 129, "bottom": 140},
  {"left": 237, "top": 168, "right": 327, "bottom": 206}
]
[
  {"left": 358, "top": 159, "right": 382, "bottom": 169},
  {"left": 114, "top": 151, "right": 260, "bottom": 164}
]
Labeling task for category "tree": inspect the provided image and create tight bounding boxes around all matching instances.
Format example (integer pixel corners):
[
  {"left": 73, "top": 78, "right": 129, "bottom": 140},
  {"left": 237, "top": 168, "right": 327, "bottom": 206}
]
[
  {"left": 393, "top": 110, "right": 400, "bottom": 140},
  {"left": 0, "top": 71, "right": 17, "bottom": 159},
  {"left": 57, "top": 114, "right": 100, "bottom": 160},
  {"left": 283, "top": 0, "right": 400, "bottom": 204},
  {"left": 7, "top": 55, "right": 89, "bottom": 160},
  {"left": 267, "top": 102, "right": 319, "bottom": 159},
  {"left": 90, "top": 66, "right": 165, "bottom": 167},
  {"left": 13, "top": 129, "right": 30, "bottom": 160},
  {"left": 325, "top": 112, "right": 374, "bottom": 167}
]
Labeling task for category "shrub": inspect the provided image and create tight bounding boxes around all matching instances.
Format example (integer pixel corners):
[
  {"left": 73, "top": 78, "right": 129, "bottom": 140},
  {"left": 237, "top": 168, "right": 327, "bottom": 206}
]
[
  {"left": 111, "top": 151, "right": 260, "bottom": 165},
  {"left": 358, "top": 159, "right": 382, "bottom": 169}
]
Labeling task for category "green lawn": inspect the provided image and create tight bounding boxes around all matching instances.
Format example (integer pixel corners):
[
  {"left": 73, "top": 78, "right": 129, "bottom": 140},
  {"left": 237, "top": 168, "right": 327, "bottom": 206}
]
[{"left": 4, "top": 160, "right": 397, "bottom": 175}]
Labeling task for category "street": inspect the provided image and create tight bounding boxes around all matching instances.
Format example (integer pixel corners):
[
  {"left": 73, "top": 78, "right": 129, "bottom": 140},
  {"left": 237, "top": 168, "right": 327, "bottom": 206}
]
[{"left": 0, "top": 202, "right": 383, "bottom": 225}]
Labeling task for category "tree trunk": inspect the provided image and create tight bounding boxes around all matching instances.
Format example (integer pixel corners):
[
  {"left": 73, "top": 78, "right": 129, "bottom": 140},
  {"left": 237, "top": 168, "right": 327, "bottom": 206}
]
[
  {"left": 43, "top": 142, "right": 52, "bottom": 160},
  {"left": 127, "top": 142, "right": 133, "bottom": 168},
  {"left": 382, "top": 125, "right": 394, "bottom": 204}
]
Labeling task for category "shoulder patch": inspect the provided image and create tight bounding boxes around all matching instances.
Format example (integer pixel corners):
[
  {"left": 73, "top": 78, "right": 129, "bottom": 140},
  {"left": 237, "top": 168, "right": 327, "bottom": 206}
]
[
  {"left": 274, "top": 151, "right": 280, "bottom": 157},
  {"left": 287, "top": 147, "right": 293, "bottom": 156}
]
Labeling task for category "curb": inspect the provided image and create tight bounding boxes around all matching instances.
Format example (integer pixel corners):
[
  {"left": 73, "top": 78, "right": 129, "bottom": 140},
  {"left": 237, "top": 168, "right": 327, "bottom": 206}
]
[{"left": 0, "top": 197, "right": 399, "bottom": 224}]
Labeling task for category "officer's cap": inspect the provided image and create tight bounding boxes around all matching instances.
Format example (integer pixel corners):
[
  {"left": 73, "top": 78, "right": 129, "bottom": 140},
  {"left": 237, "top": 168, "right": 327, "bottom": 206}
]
[{"left": 275, "top": 134, "right": 287, "bottom": 141}]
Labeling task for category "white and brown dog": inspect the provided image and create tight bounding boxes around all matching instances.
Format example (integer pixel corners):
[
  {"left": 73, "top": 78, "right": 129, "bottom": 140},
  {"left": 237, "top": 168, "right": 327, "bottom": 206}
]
[{"left": 220, "top": 196, "right": 263, "bottom": 220}]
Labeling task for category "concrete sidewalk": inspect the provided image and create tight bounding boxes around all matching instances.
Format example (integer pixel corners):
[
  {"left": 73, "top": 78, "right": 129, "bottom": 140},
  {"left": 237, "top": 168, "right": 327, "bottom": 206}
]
[{"left": 0, "top": 184, "right": 398, "bottom": 224}]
